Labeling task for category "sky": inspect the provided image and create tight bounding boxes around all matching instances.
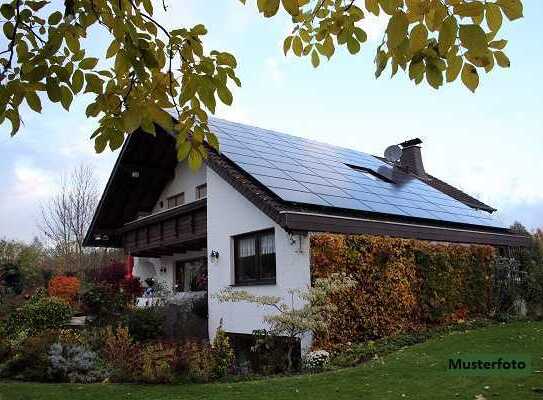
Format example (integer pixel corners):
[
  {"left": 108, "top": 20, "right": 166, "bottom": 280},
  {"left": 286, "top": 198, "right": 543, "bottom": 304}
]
[{"left": 1, "top": 1, "right": 542, "bottom": 242}]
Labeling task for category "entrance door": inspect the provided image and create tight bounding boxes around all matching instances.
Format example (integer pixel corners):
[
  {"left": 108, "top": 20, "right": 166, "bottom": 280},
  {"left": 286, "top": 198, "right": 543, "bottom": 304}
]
[{"left": 175, "top": 258, "right": 207, "bottom": 292}]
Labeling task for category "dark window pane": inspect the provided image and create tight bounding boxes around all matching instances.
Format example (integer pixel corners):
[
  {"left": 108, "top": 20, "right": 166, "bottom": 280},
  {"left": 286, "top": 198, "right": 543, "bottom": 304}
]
[
  {"left": 196, "top": 184, "right": 207, "bottom": 199},
  {"left": 234, "top": 230, "right": 276, "bottom": 284}
]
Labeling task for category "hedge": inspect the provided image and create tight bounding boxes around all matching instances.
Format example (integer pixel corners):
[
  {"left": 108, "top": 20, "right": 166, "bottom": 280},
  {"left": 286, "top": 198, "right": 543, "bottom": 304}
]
[{"left": 310, "top": 234, "right": 496, "bottom": 348}]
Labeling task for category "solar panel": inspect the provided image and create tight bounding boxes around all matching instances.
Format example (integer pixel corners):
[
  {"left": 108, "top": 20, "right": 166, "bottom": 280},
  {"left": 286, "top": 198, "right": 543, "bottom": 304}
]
[{"left": 208, "top": 118, "right": 504, "bottom": 229}]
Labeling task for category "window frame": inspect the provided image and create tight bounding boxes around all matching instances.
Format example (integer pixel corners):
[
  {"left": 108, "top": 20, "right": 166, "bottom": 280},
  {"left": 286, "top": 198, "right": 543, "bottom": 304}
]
[
  {"left": 166, "top": 192, "right": 185, "bottom": 208},
  {"left": 195, "top": 184, "right": 207, "bottom": 200},
  {"left": 233, "top": 228, "right": 276, "bottom": 286},
  {"left": 345, "top": 163, "right": 394, "bottom": 183}
]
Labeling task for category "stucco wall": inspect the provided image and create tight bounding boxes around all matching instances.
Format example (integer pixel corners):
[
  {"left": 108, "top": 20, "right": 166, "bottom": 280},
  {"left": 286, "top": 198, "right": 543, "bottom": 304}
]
[
  {"left": 152, "top": 161, "right": 207, "bottom": 214},
  {"left": 206, "top": 167, "right": 312, "bottom": 351}
]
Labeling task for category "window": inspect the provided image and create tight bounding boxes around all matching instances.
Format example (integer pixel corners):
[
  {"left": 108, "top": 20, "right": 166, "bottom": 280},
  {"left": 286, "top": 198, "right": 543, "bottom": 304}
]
[
  {"left": 196, "top": 184, "right": 207, "bottom": 200},
  {"left": 345, "top": 163, "right": 393, "bottom": 183},
  {"left": 167, "top": 192, "right": 184, "bottom": 208},
  {"left": 234, "top": 229, "right": 276, "bottom": 285}
]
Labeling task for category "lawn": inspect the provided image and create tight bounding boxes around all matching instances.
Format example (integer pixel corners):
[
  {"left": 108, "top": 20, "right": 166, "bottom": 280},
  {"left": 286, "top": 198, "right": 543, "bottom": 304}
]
[{"left": 1, "top": 321, "right": 542, "bottom": 400}]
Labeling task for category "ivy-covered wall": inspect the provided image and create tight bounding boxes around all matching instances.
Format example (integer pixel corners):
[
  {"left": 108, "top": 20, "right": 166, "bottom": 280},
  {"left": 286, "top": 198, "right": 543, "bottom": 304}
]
[{"left": 310, "top": 234, "right": 496, "bottom": 348}]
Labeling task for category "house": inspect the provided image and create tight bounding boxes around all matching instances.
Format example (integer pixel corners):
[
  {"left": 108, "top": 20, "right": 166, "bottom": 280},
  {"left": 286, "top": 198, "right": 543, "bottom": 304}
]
[{"left": 84, "top": 117, "right": 529, "bottom": 351}]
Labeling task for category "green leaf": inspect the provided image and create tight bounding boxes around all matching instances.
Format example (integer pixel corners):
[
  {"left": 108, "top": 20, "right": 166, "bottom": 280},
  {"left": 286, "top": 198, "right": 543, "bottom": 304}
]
[
  {"left": 216, "top": 52, "right": 237, "bottom": 68},
  {"left": 48, "top": 11, "right": 63, "bottom": 25},
  {"left": 122, "top": 107, "right": 142, "bottom": 133},
  {"left": 311, "top": 49, "right": 320, "bottom": 68},
  {"left": 106, "top": 40, "right": 120, "bottom": 58},
  {"left": 439, "top": 16, "right": 458, "bottom": 56},
  {"left": 454, "top": 2, "right": 484, "bottom": 17},
  {"left": 353, "top": 27, "right": 367, "bottom": 43},
  {"left": 257, "top": 0, "right": 280, "bottom": 17},
  {"left": 486, "top": 3, "right": 503, "bottom": 32},
  {"left": 79, "top": 58, "right": 98, "bottom": 70},
  {"left": 177, "top": 140, "right": 191, "bottom": 160},
  {"left": 347, "top": 37, "right": 360, "bottom": 55},
  {"left": 365, "top": 0, "right": 379, "bottom": 16},
  {"left": 25, "top": 91, "right": 42, "bottom": 113},
  {"left": 461, "top": 63, "right": 479, "bottom": 92},
  {"left": 71, "top": 69, "right": 84, "bottom": 94},
  {"left": 46, "top": 77, "right": 61, "bottom": 102},
  {"left": 281, "top": 0, "right": 299, "bottom": 16},
  {"left": 425, "top": 64, "right": 443, "bottom": 89},
  {"left": 5, "top": 109, "right": 20, "bottom": 136},
  {"left": 217, "top": 84, "right": 233, "bottom": 105},
  {"left": 84, "top": 73, "right": 103, "bottom": 94},
  {"left": 409, "top": 24, "right": 428, "bottom": 53},
  {"left": 188, "top": 148, "right": 203, "bottom": 170},
  {"left": 489, "top": 39, "right": 507, "bottom": 50},
  {"left": 409, "top": 61, "right": 425, "bottom": 84},
  {"left": 292, "top": 36, "right": 303, "bottom": 56},
  {"left": 387, "top": 11, "right": 409, "bottom": 49},
  {"left": 459, "top": 24, "right": 488, "bottom": 53},
  {"left": 494, "top": 50, "right": 510, "bottom": 67},
  {"left": 496, "top": 0, "right": 523, "bottom": 21},
  {"left": 446, "top": 54, "right": 463, "bottom": 82},
  {"left": 60, "top": 86, "right": 73, "bottom": 111}
]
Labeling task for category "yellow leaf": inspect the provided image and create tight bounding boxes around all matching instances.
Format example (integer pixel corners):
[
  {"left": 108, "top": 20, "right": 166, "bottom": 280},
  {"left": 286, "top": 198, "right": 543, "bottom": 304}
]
[
  {"left": 461, "top": 63, "right": 479, "bottom": 92},
  {"left": 283, "top": 36, "right": 293, "bottom": 56},
  {"left": 454, "top": 2, "right": 484, "bottom": 17}
]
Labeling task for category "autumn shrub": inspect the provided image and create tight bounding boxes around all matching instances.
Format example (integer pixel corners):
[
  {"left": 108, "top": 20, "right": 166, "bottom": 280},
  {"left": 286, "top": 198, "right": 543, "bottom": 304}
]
[
  {"left": 120, "top": 276, "right": 144, "bottom": 301},
  {"left": 139, "top": 342, "right": 176, "bottom": 383},
  {"left": 5, "top": 295, "right": 72, "bottom": 337},
  {"left": 101, "top": 325, "right": 140, "bottom": 382},
  {"left": 94, "top": 261, "right": 127, "bottom": 288},
  {"left": 175, "top": 339, "right": 215, "bottom": 382},
  {"left": 48, "top": 276, "right": 81, "bottom": 303},
  {"left": 310, "top": 234, "right": 496, "bottom": 348}
]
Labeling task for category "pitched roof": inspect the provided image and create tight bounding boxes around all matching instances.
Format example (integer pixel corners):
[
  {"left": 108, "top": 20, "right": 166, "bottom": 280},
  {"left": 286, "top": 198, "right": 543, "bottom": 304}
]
[
  {"left": 84, "top": 118, "right": 531, "bottom": 248},
  {"left": 208, "top": 118, "right": 503, "bottom": 229}
]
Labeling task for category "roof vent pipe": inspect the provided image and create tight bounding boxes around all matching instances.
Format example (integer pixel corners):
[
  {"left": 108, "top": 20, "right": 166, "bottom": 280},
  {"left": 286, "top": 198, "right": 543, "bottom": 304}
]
[{"left": 399, "top": 138, "right": 426, "bottom": 179}]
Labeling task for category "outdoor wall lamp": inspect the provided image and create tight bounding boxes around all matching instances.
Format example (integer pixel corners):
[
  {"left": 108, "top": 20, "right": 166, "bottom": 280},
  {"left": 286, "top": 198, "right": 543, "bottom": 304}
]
[{"left": 210, "top": 250, "right": 220, "bottom": 262}]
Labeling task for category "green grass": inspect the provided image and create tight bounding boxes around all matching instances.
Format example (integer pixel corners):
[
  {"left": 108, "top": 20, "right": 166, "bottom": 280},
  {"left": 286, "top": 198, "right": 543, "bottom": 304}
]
[{"left": 1, "top": 321, "right": 543, "bottom": 400}]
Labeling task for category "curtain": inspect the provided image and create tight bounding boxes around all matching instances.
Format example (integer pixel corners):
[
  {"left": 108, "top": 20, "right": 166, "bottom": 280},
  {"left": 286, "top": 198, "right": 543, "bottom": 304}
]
[
  {"left": 260, "top": 232, "right": 275, "bottom": 255},
  {"left": 238, "top": 236, "right": 256, "bottom": 257}
]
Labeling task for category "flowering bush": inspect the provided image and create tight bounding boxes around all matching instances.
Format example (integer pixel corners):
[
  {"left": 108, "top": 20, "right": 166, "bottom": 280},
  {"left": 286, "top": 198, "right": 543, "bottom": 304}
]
[
  {"left": 48, "top": 276, "right": 80, "bottom": 303},
  {"left": 303, "top": 350, "right": 330, "bottom": 372}
]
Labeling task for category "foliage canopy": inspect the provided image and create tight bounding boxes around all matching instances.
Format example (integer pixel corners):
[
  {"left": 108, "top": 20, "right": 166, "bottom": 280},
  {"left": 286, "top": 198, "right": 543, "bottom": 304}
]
[{"left": 0, "top": 0, "right": 524, "bottom": 167}]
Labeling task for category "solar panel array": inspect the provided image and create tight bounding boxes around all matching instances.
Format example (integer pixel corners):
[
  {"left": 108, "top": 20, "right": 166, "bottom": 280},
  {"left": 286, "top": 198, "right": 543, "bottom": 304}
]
[{"left": 208, "top": 118, "right": 503, "bottom": 229}]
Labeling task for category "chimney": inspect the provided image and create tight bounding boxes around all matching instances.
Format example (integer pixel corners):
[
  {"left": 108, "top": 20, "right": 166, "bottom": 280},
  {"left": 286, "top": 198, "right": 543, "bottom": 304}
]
[{"left": 399, "top": 138, "right": 426, "bottom": 179}]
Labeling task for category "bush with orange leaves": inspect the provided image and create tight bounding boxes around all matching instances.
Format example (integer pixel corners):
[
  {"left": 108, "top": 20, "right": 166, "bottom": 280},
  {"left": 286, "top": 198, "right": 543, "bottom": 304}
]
[
  {"left": 48, "top": 275, "right": 81, "bottom": 303},
  {"left": 310, "top": 234, "right": 496, "bottom": 348}
]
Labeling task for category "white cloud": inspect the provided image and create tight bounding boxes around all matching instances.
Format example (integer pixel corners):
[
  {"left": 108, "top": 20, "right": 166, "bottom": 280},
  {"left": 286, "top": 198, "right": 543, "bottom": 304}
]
[{"left": 11, "top": 160, "right": 58, "bottom": 200}]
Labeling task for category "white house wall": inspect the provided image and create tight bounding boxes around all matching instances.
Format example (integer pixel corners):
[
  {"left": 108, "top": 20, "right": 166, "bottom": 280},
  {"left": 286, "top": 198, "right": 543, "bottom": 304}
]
[
  {"left": 152, "top": 161, "right": 207, "bottom": 213},
  {"left": 206, "top": 167, "right": 312, "bottom": 351}
]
